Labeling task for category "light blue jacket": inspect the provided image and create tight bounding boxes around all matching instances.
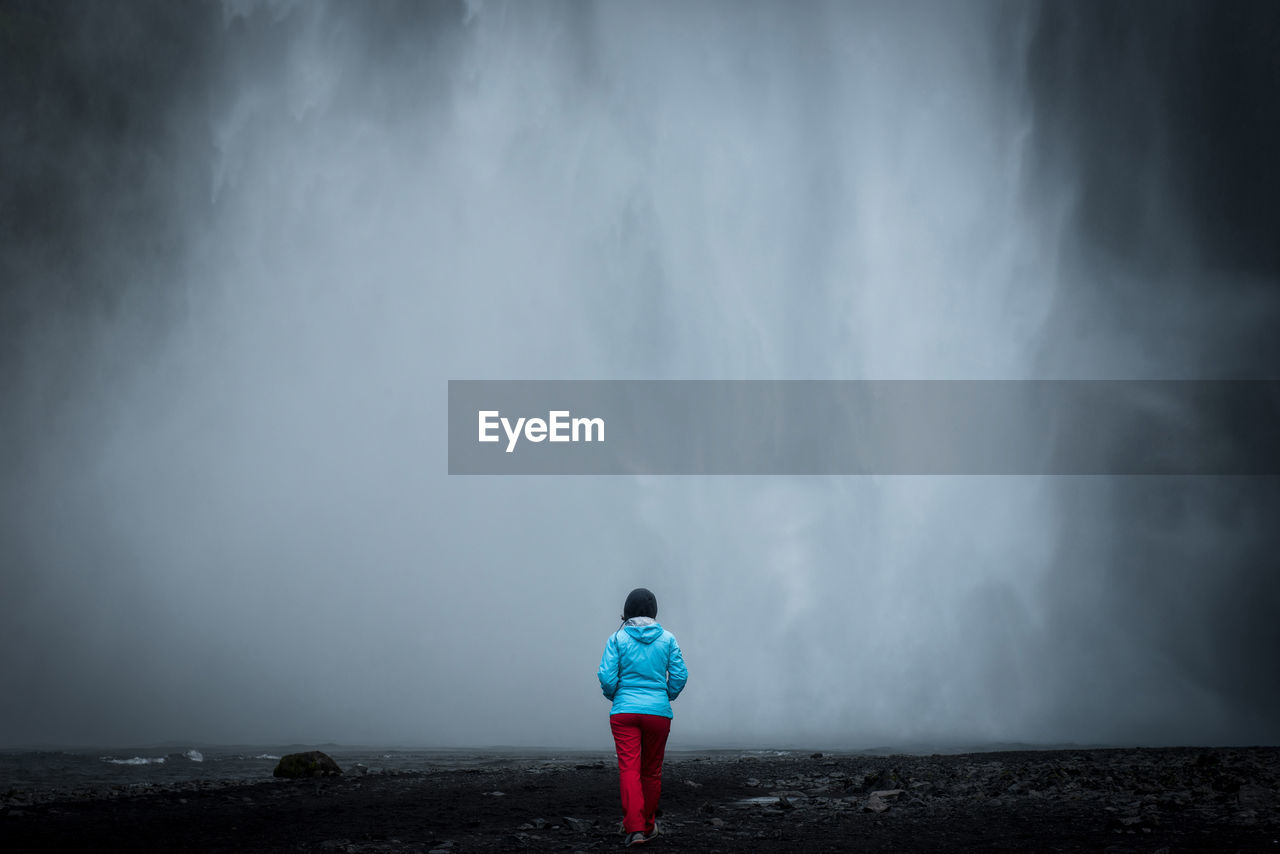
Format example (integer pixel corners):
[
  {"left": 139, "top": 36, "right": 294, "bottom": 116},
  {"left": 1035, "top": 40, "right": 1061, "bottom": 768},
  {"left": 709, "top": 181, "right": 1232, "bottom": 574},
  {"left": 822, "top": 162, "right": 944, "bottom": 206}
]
[{"left": 598, "top": 618, "right": 688, "bottom": 718}]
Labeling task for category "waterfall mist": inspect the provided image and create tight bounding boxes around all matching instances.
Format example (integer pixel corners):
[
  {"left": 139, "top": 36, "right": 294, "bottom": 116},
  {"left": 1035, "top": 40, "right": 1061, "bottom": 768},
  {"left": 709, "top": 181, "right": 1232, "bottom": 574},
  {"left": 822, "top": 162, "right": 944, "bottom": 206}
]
[{"left": 2, "top": 0, "right": 1277, "bottom": 748}]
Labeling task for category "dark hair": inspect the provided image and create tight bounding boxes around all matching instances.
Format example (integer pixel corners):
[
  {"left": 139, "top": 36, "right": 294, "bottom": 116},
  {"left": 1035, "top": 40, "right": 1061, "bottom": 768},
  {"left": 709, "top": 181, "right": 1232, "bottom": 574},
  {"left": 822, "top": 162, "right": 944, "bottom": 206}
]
[{"left": 621, "top": 587, "right": 658, "bottom": 620}]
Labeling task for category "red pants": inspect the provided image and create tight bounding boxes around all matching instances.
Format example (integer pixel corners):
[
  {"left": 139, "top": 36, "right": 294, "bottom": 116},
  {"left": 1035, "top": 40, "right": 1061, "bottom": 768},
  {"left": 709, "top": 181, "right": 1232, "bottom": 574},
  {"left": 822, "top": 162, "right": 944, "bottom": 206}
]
[{"left": 610, "top": 713, "right": 671, "bottom": 834}]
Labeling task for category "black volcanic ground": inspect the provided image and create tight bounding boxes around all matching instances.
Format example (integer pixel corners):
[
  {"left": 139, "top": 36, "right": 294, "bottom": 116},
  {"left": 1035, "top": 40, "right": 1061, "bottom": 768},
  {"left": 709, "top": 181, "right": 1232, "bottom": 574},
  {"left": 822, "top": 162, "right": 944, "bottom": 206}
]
[{"left": 2, "top": 746, "right": 1277, "bottom": 852}]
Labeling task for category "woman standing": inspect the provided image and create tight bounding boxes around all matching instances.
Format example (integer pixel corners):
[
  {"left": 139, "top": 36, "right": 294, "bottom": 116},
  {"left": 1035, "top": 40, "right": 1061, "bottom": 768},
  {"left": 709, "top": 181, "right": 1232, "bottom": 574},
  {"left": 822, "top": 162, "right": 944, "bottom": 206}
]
[{"left": 597, "top": 587, "right": 688, "bottom": 847}]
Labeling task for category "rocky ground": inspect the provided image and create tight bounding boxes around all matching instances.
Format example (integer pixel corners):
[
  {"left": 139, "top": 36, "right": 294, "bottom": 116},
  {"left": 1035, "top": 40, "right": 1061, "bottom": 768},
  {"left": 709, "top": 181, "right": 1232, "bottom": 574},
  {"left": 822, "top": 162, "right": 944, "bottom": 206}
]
[{"left": 1, "top": 746, "right": 1277, "bottom": 852}]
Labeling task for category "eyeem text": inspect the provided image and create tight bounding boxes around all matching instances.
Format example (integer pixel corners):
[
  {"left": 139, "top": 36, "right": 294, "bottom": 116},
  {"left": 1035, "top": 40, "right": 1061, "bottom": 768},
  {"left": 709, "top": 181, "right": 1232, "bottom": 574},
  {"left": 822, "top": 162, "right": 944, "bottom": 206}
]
[{"left": 477, "top": 410, "right": 605, "bottom": 453}]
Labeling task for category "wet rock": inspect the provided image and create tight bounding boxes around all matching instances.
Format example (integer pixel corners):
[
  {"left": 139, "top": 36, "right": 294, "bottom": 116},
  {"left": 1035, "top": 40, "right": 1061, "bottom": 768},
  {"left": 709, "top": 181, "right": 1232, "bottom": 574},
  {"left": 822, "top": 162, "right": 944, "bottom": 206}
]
[
  {"left": 273, "top": 751, "right": 342, "bottom": 779},
  {"left": 870, "top": 788, "right": 905, "bottom": 800},
  {"left": 863, "top": 794, "right": 890, "bottom": 813},
  {"left": 562, "top": 816, "right": 594, "bottom": 832},
  {"left": 350, "top": 764, "right": 369, "bottom": 776},
  {"left": 734, "top": 796, "right": 783, "bottom": 809}
]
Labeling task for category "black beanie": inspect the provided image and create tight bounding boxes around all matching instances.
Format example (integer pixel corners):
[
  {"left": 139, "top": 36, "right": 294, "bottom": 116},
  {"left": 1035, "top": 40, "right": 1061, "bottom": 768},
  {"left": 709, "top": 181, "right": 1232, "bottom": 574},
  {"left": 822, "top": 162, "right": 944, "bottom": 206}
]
[{"left": 622, "top": 587, "right": 658, "bottom": 620}]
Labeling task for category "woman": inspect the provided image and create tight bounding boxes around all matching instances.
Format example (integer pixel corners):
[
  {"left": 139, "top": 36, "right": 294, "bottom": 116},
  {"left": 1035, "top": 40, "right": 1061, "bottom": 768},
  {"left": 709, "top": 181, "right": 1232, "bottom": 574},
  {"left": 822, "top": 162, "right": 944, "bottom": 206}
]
[{"left": 597, "top": 587, "right": 688, "bottom": 847}]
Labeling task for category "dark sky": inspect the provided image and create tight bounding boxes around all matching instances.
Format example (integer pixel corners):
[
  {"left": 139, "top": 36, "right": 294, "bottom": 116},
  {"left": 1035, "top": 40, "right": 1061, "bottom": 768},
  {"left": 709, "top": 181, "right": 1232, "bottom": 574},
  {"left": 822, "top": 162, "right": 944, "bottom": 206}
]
[{"left": 1, "top": 0, "right": 1277, "bottom": 748}]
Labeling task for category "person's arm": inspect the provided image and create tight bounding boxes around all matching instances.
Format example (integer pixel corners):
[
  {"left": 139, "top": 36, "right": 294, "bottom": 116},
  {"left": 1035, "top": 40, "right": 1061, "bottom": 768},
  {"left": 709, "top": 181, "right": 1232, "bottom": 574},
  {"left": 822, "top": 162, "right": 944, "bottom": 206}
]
[
  {"left": 666, "top": 636, "right": 688, "bottom": 701},
  {"left": 597, "top": 633, "right": 622, "bottom": 700}
]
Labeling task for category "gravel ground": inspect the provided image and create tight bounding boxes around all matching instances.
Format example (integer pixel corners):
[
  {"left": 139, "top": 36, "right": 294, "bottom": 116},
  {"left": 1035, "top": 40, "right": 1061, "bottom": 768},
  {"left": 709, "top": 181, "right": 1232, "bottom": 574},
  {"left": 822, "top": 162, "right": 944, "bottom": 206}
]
[{"left": 1, "top": 746, "right": 1277, "bottom": 852}]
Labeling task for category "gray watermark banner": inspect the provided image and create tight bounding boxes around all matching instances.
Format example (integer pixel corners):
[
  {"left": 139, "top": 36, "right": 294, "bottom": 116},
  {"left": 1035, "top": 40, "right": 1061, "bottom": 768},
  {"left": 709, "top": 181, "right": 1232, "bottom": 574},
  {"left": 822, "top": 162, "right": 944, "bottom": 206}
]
[{"left": 447, "top": 381, "right": 1280, "bottom": 475}]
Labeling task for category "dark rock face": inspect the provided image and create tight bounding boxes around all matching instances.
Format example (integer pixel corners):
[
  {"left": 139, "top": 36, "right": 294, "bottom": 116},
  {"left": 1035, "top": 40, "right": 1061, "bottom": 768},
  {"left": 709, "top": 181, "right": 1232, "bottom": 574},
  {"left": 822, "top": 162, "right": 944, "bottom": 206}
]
[{"left": 272, "top": 751, "right": 343, "bottom": 779}]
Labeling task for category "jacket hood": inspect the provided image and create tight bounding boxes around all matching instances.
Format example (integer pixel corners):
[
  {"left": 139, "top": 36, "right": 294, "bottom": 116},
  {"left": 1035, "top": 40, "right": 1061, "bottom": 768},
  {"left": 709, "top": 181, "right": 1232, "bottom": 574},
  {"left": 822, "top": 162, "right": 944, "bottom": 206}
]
[{"left": 623, "top": 617, "right": 663, "bottom": 644}]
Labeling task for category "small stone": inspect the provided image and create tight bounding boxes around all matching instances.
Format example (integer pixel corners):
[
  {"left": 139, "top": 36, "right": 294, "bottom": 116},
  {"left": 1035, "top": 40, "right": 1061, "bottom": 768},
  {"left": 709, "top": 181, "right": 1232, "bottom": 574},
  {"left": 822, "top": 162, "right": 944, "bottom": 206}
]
[
  {"left": 1238, "top": 784, "right": 1273, "bottom": 809},
  {"left": 563, "top": 816, "right": 594, "bottom": 832},
  {"left": 870, "top": 789, "right": 905, "bottom": 799},
  {"left": 1108, "top": 813, "right": 1157, "bottom": 831},
  {"left": 810, "top": 752, "right": 823, "bottom": 759},
  {"left": 684, "top": 779, "right": 703, "bottom": 788},
  {"left": 863, "top": 795, "right": 889, "bottom": 813},
  {"left": 1211, "top": 775, "right": 1241, "bottom": 793},
  {"left": 745, "top": 778, "right": 760, "bottom": 787}
]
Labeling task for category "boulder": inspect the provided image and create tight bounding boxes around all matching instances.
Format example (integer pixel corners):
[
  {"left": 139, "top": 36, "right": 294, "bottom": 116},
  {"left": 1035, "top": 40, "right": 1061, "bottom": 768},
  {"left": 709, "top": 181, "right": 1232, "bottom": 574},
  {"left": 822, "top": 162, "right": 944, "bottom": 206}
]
[
  {"left": 863, "top": 794, "right": 890, "bottom": 813},
  {"left": 273, "top": 751, "right": 343, "bottom": 779}
]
